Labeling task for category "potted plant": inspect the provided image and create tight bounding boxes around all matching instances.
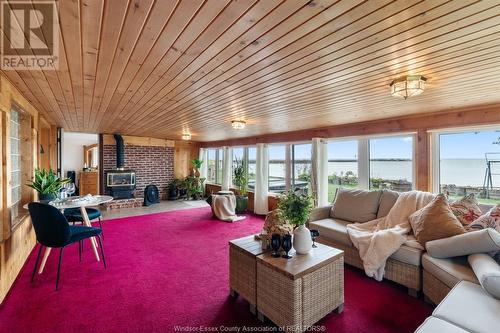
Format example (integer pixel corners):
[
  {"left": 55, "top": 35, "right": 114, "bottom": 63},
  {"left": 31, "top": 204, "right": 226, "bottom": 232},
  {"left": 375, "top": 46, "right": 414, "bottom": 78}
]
[
  {"left": 168, "top": 179, "right": 182, "bottom": 200},
  {"left": 26, "top": 168, "right": 70, "bottom": 202},
  {"left": 191, "top": 159, "right": 203, "bottom": 178},
  {"left": 277, "top": 191, "right": 314, "bottom": 254},
  {"left": 233, "top": 158, "right": 248, "bottom": 213}
]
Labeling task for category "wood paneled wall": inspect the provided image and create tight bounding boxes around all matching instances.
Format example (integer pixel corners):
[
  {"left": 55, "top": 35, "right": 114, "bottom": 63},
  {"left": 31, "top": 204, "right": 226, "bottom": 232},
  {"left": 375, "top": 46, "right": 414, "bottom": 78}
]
[
  {"left": 0, "top": 74, "right": 56, "bottom": 303},
  {"left": 174, "top": 141, "right": 201, "bottom": 179}
]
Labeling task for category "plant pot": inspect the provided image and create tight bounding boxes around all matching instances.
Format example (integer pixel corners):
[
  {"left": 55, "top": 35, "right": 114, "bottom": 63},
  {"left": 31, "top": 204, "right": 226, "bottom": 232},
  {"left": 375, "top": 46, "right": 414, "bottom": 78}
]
[
  {"left": 168, "top": 188, "right": 178, "bottom": 200},
  {"left": 39, "top": 192, "right": 57, "bottom": 203},
  {"left": 293, "top": 225, "right": 312, "bottom": 254},
  {"left": 235, "top": 195, "right": 248, "bottom": 214}
]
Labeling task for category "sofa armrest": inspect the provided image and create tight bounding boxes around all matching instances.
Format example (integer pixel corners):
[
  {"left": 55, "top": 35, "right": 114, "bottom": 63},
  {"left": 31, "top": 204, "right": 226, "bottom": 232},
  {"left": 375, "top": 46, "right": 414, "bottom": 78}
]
[{"left": 309, "top": 206, "right": 332, "bottom": 223}]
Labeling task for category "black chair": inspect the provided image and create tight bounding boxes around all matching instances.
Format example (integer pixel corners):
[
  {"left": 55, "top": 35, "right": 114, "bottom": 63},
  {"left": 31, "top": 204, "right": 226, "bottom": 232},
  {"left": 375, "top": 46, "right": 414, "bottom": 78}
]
[
  {"left": 64, "top": 207, "right": 104, "bottom": 239},
  {"left": 28, "top": 202, "right": 106, "bottom": 290}
]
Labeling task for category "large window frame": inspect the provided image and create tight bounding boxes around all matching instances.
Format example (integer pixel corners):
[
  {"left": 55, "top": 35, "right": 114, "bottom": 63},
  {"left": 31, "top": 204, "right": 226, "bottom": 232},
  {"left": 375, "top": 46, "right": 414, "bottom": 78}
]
[{"left": 430, "top": 125, "right": 500, "bottom": 205}]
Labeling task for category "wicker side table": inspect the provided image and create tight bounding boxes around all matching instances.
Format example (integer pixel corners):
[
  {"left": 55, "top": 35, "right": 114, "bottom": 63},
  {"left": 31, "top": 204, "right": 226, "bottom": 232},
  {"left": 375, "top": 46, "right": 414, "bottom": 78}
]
[
  {"left": 229, "top": 235, "right": 267, "bottom": 314},
  {"left": 256, "top": 244, "right": 344, "bottom": 332}
]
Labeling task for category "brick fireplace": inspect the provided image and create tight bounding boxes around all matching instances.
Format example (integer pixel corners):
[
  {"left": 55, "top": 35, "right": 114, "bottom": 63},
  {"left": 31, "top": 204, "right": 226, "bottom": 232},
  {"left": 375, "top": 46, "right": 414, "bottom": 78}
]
[{"left": 102, "top": 143, "right": 174, "bottom": 200}]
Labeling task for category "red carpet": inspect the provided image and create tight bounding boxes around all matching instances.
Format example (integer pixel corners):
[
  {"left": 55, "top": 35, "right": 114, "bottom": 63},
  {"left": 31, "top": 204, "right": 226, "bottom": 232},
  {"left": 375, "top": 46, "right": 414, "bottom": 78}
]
[{"left": 0, "top": 207, "right": 432, "bottom": 333}]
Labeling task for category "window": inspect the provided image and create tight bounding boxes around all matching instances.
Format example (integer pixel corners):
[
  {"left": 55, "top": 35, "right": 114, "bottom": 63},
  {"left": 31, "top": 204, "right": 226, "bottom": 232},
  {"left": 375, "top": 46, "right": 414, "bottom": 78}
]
[
  {"left": 10, "top": 110, "right": 21, "bottom": 222},
  {"left": 206, "top": 149, "right": 217, "bottom": 183},
  {"left": 327, "top": 140, "right": 358, "bottom": 201},
  {"left": 232, "top": 147, "right": 245, "bottom": 187},
  {"left": 268, "top": 145, "right": 287, "bottom": 193},
  {"left": 8, "top": 106, "right": 32, "bottom": 229},
  {"left": 292, "top": 143, "right": 311, "bottom": 195},
  {"left": 369, "top": 136, "right": 414, "bottom": 192},
  {"left": 248, "top": 147, "right": 256, "bottom": 191},
  {"left": 438, "top": 129, "right": 500, "bottom": 205},
  {"left": 216, "top": 148, "right": 224, "bottom": 183}
]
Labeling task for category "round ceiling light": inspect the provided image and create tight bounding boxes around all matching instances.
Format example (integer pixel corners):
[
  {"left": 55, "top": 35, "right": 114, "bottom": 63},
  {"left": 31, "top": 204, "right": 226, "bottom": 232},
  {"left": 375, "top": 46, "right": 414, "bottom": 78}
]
[
  {"left": 390, "top": 75, "right": 427, "bottom": 100},
  {"left": 181, "top": 133, "right": 191, "bottom": 140},
  {"left": 231, "top": 120, "right": 246, "bottom": 130}
]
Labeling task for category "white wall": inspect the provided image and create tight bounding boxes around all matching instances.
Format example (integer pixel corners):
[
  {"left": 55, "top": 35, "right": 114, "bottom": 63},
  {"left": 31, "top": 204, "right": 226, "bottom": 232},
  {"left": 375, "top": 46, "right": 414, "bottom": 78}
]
[{"left": 62, "top": 132, "right": 98, "bottom": 183}]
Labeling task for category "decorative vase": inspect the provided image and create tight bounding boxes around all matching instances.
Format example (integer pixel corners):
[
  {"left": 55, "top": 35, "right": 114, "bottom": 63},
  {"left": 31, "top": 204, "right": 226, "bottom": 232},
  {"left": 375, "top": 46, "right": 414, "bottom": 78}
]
[
  {"left": 39, "top": 192, "right": 57, "bottom": 203},
  {"left": 194, "top": 169, "right": 200, "bottom": 177},
  {"left": 293, "top": 224, "right": 313, "bottom": 254}
]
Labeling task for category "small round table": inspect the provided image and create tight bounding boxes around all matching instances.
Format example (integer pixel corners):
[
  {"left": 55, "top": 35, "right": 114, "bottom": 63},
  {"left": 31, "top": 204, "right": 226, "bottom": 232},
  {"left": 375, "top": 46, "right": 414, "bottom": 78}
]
[{"left": 25, "top": 195, "right": 113, "bottom": 274}]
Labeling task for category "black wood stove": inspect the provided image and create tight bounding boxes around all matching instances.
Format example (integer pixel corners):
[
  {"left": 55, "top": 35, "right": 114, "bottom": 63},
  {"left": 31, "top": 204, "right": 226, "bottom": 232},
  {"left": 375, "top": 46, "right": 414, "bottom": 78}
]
[{"left": 105, "top": 134, "right": 136, "bottom": 199}]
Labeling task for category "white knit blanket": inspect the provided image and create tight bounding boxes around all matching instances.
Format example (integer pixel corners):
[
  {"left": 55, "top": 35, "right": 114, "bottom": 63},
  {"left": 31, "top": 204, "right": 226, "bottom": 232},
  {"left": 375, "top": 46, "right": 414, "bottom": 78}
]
[
  {"left": 346, "top": 191, "right": 435, "bottom": 281},
  {"left": 212, "top": 194, "right": 246, "bottom": 222}
]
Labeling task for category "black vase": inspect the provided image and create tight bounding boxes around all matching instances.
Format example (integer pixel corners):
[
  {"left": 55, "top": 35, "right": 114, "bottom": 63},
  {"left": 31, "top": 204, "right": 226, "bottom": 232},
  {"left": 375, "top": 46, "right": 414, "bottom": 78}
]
[{"left": 39, "top": 192, "right": 56, "bottom": 203}]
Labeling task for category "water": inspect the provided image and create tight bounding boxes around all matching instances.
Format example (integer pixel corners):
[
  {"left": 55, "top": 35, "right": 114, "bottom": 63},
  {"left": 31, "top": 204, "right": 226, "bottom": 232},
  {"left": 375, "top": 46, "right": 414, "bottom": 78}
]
[{"left": 258, "top": 159, "right": 497, "bottom": 186}]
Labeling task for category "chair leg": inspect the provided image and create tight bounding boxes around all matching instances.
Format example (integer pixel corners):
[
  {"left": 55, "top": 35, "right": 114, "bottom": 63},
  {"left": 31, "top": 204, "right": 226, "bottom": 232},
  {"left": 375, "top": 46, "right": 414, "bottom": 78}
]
[
  {"left": 56, "top": 247, "right": 64, "bottom": 291},
  {"left": 99, "top": 217, "right": 104, "bottom": 240},
  {"left": 96, "top": 235, "right": 106, "bottom": 269},
  {"left": 78, "top": 240, "right": 82, "bottom": 262},
  {"left": 31, "top": 245, "right": 43, "bottom": 282}
]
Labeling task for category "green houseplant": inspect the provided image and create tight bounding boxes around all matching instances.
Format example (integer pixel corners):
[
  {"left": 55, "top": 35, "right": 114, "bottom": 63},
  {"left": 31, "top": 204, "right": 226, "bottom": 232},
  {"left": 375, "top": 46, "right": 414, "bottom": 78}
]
[
  {"left": 233, "top": 158, "right": 248, "bottom": 213},
  {"left": 26, "top": 168, "right": 70, "bottom": 202},
  {"left": 277, "top": 191, "right": 314, "bottom": 254},
  {"left": 191, "top": 159, "right": 203, "bottom": 177}
]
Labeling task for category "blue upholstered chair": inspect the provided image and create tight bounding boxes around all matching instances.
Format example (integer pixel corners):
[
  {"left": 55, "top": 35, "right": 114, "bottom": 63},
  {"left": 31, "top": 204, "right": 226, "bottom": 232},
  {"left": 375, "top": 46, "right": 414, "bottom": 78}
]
[
  {"left": 64, "top": 207, "right": 104, "bottom": 238},
  {"left": 28, "top": 202, "right": 106, "bottom": 290}
]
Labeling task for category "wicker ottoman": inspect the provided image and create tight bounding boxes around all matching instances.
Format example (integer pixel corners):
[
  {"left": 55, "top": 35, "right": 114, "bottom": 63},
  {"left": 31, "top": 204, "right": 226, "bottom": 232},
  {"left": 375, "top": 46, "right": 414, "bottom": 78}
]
[
  {"left": 229, "top": 235, "right": 267, "bottom": 314},
  {"left": 256, "top": 243, "right": 344, "bottom": 332}
]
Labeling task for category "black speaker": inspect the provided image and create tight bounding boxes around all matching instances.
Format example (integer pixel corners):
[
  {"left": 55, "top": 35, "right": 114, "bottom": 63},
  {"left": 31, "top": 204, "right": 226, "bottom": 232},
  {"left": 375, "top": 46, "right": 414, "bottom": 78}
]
[{"left": 144, "top": 185, "right": 160, "bottom": 206}]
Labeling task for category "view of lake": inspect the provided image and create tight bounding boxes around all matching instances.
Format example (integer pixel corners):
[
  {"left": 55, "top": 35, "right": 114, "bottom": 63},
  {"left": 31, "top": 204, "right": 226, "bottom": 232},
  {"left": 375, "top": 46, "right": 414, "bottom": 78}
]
[{"left": 254, "top": 158, "right": 497, "bottom": 187}]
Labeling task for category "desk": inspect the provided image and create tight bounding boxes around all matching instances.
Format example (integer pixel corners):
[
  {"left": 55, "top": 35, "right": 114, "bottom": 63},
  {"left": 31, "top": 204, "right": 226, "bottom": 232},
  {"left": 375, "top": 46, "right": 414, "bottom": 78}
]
[{"left": 25, "top": 195, "right": 113, "bottom": 274}]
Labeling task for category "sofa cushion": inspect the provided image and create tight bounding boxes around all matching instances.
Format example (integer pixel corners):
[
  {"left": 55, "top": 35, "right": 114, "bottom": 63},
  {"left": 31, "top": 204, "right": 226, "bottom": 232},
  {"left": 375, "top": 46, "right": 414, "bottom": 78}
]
[
  {"left": 414, "top": 317, "right": 468, "bottom": 333},
  {"left": 377, "top": 189, "right": 399, "bottom": 219},
  {"left": 433, "top": 281, "right": 500, "bottom": 333},
  {"left": 450, "top": 194, "right": 483, "bottom": 226},
  {"left": 426, "top": 229, "right": 500, "bottom": 259},
  {"left": 409, "top": 194, "right": 466, "bottom": 246},
  {"left": 422, "top": 253, "right": 478, "bottom": 288},
  {"left": 391, "top": 245, "right": 423, "bottom": 267},
  {"left": 468, "top": 253, "right": 500, "bottom": 299},
  {"left": 309, "top": 218, "right": 352, "bottom": 246},
  {"left": 330, "top": 189, "right": 382, "bottom": 222}
]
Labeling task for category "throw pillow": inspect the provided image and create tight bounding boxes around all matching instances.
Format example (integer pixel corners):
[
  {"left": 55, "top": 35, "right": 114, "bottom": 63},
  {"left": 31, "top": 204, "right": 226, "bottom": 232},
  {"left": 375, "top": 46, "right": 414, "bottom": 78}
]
[
  {"left": 468, "top": 253, "right": 500, "bottom": 299},
  {"left": 330, "top": 188, "right": 382, "bottom": 223},
  {"left": 469, "top": 205, "right": 500, "bottom": 233},
  {"left": 409, "top": 193, "right": 466, "bottom": 246},
  {"left": 449, "top": 193, "right": 483, "bottom": 226}
]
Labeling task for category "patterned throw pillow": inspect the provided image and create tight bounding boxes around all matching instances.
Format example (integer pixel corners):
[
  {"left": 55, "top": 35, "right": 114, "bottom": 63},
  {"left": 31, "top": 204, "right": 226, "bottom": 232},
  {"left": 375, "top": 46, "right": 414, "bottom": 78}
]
[
  {"left": 469, "top": 205, "right": 500, "bottom": 233},
  {"left": 450, "top": 194, "right": 483, "bottom": 226}
]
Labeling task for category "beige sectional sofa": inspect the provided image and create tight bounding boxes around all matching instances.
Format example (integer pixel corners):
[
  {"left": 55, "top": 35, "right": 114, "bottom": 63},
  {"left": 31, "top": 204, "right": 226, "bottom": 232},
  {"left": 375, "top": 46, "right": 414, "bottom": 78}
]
[
  {"left": 416, "top": 280, "right": 500, "bottom": 333},
  {"left": 308, "top": 189, "right": 423, "bottom": 296}
]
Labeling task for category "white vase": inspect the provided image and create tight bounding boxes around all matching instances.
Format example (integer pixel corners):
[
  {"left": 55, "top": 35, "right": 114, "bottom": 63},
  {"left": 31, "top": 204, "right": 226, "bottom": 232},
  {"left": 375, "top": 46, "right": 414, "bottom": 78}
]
[{"left": 293, "top": 225, "right": 312, "bottom": 254}]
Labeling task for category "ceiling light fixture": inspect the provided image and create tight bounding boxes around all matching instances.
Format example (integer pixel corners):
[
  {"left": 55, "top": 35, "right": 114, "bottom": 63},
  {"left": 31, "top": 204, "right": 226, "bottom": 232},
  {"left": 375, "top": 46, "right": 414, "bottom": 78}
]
[
  {"left": 231, "top": 120, "right": 246, "bottom": 130},
  {"left": 181, "top": 133, "right": 191, "bottom": 140},
  {"left": 390, "top": 75, "right": 427, "bottom": 100}
]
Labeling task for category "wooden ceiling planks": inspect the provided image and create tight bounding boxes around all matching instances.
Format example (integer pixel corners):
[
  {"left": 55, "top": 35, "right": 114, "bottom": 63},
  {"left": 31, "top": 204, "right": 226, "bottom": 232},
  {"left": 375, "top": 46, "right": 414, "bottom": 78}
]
[{"left": 1, "top": 0, "right": 499, "bottom": 142}]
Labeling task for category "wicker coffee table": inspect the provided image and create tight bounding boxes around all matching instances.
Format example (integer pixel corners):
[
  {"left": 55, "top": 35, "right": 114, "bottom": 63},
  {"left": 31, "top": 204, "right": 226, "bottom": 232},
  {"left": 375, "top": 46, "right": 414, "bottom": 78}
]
[
  {"left": 229, "top": 235, "right": 267, "bottom": 314},
  {"left": 256, "top": 243, "right": 344, "bottom": 332}
]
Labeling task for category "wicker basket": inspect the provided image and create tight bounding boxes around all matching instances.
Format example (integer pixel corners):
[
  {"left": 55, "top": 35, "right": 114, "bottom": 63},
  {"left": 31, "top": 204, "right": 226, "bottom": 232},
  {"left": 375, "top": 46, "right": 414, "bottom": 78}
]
[{"left": 317, "top": 236, "right": 422, "bottom": 292}]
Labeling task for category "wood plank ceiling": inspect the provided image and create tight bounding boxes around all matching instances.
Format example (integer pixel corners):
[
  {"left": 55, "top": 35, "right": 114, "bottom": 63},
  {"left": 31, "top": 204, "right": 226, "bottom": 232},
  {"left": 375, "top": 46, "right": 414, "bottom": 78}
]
[{"left": 1, "top": 0, "right": 500, "bottom": 142}]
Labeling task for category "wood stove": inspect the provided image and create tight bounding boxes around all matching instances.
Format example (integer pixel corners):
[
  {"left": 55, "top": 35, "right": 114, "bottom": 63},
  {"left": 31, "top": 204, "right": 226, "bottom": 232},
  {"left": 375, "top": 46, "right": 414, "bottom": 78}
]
[{"left": 106, "top": 134, "right": 136, "bottom": 199}]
